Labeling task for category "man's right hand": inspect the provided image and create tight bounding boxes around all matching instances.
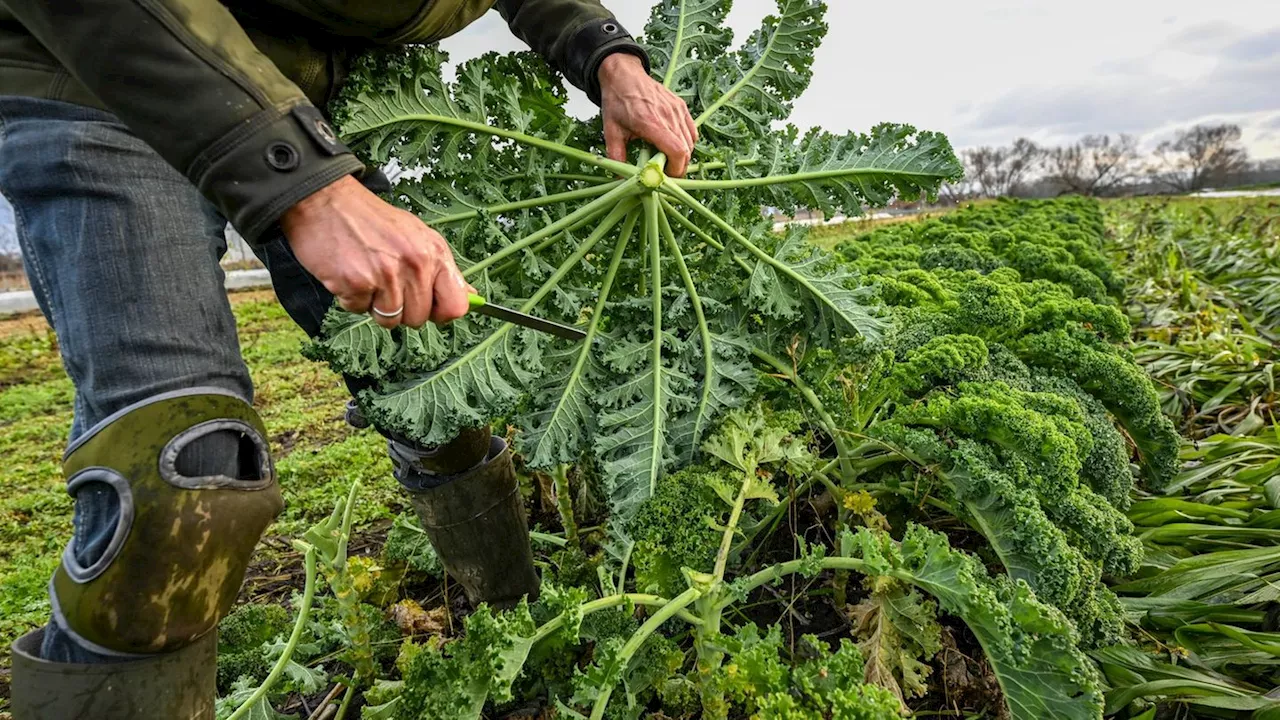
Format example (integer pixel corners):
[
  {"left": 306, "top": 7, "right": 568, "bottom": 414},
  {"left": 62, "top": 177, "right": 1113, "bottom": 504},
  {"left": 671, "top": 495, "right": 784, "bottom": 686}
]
[{"left": 280, "top": 175, "right": 472, "bottom": 330}]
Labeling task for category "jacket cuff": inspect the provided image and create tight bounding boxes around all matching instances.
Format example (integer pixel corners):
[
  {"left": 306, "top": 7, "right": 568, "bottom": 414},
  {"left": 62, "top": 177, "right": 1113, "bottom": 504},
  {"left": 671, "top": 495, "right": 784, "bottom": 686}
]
[
  {"left": 187, "top": 103, "right": 365, "bottom": 244},
  {"left": 564, "top": 18, "right": 652, "bottom": 105}
]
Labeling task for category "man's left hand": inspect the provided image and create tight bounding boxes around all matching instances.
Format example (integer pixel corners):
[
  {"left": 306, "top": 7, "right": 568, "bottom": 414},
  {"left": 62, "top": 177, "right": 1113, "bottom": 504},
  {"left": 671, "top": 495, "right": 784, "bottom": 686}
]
[{"left": 599, "top": 54, "right": 697, "bottom": 177}]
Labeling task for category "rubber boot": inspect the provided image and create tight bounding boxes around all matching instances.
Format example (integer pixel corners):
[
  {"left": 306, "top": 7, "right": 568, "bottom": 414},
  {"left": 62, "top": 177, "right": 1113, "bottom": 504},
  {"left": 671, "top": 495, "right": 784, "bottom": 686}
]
[
  {"left": 392, "top": 428, "right": 541, "bottom": 609},
  {"left": 10, "top": 627, "right": 217, "bottom": 720}
]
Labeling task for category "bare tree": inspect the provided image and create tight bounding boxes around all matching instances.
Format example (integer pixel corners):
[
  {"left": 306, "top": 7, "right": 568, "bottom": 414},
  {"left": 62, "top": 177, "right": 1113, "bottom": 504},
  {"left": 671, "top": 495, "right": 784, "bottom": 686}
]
[
  {"left": 963, "top": 138, "right": 1043, "bottom": 198},
  {"left": 1150, "top": 124, "right": 1251, "bottom": 192},
  {"left": 1255, "top": 157, "right": 1280, "bottom": 173},
  {"left": 1044, "top": 134, "right": 1140, "bottom": 197}
]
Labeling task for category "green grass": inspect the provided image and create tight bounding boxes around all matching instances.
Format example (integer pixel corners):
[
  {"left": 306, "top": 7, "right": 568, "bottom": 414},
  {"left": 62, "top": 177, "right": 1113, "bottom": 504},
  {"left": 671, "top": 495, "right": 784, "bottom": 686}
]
[
  {"left": 1224, "top": 180, "right": 1280, "bottom": 192},
  {"left": 0, "top": 293, "right": 406, "bottom": 663}
]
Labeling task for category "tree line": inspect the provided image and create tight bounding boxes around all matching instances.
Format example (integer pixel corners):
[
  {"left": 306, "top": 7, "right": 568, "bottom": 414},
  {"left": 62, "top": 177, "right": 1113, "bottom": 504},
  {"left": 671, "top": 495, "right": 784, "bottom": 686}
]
[{"left": 947, "top": 123, "right": 1273, "bottom": 200}]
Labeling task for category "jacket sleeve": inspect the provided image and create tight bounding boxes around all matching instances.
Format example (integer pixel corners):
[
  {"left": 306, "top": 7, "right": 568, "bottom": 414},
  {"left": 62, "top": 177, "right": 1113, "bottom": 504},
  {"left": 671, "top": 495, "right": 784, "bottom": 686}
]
[
  {"left": 3, "top": 0, "right": 364, "bottom": 243},
  {"left": 495, "top": 0, "right": 650, "bottom": 105}
]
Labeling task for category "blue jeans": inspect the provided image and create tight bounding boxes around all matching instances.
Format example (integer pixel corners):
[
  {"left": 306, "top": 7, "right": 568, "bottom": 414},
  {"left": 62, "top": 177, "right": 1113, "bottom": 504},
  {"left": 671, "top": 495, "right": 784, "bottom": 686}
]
[{"left": 0, "top": 96, "right": 346, "bottom": 662}]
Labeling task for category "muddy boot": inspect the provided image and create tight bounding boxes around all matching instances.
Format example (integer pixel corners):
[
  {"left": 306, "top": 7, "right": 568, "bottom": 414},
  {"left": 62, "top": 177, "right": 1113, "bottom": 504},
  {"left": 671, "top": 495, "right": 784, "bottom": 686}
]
[
  {"left": 11, "top": 627, "right": 218, "bottom": 719},
  {"left": 390, "top": 428, "right": 541, "bottom": 608}
]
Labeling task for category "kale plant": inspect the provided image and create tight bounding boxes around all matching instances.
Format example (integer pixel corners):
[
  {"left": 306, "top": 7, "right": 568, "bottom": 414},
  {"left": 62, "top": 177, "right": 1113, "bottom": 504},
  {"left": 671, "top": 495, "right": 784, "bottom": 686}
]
[
  {"left": 311, "top": 0, "right": 962, "bottom": 543},
  {"left": 372, "top": 409, "right": 1103, "bottom": 720}
]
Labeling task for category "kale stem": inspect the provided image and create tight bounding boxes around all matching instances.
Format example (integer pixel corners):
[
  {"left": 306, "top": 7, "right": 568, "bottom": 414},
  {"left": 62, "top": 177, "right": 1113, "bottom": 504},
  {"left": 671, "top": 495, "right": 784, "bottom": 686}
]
[
  {"left": 227, "top": 546, "right": 318, "bottom": 720},
  {"left": 589, "top": 588, "right": 703, "bottom": 720},
  {"left": 489, "top": 203, "right": 613, "bottom": 277},
  {"left": 379, "top": 202, "right": 632, "bottom": 407},
  {"left": 674, "top": 166, "right": 946, "bottom": 191},
  {"left": 428, "top": 180, "right": 623, "bottom": 225},
  {"left": 335, "top": 480, "right": 359, "bottom": 566},
  {"left": 514, "top": 201, "right": 633, "bottom": 313},
  {"left": 552, "top": 464, "right": 579, "bottom": 546},
  {"left": 463, "top": 180, "right": 640, "bottom": 278},
  {"left": 714, "top": 467, "right": 754, "bottom": 584},
  {"left": 495, "top": 172, "right": 611, "bottom": 184},
  {"left": 750, "top": 347, "right": 856, "bottom": 481},
  {"left": 526, "top": 592, "right": 703, "bottom": 646},
  {"left": 659, "top": 196, "right": 724, "bottom": 250},
  {"left": 684, "top": 158, "right": 760, "bottom": 175},
  {"left": 693, "top": 460, "right": 761, "bottom": 720},
  {"left": 659, "top": 206, "right": 717, "bottom": 449},
  {"left": 353, "top": 112, "right": 635, "bottom": 176},
  {"left": 661, "top": 6, "right": 690, "bottom": 87},
  {"left": 644, "top": 195, "right": 666, "bottom": 500},
  {"left": 526, "top": 210, "right": 638, "bottom": 462},
  {"left": 693, "top": 20, "right": 783, "bottom": 127},
  {"left": 663, "top": 183, "right": 882, "bottom": 338},
  {"left": 658, "top": 197, "right": 755, "bottom": 275},
  {"left": 529, "top": 530, "right": 568, "bottom": 547},
  {"left": 731, "top": 557, "right": 913, "bottom": 602},
  {"left": 332, "top": 684, "right": 356, "bottom": 720}
]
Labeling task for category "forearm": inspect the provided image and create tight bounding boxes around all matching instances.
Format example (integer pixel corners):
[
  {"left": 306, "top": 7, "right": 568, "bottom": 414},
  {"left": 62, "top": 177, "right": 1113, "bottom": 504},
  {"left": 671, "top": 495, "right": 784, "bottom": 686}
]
[
  {"left": 495, "top": 0, "right": 650, "bottom": 104},
  {"left": 4, "top": 0, "right": 363, "bottom": 242}
]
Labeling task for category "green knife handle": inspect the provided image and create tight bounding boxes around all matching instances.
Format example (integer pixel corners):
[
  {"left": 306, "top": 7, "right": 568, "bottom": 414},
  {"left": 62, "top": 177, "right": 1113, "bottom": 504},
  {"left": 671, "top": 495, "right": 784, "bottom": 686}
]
[{"left": 468, "top": 293, "right": 487, "bottom": 309}]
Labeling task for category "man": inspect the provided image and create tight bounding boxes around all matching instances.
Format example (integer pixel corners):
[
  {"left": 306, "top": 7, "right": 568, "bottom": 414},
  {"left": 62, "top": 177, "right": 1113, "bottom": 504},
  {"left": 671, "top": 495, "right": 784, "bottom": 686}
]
[{"left": 0, "top": 1, "right": 696, "bottom": 717}]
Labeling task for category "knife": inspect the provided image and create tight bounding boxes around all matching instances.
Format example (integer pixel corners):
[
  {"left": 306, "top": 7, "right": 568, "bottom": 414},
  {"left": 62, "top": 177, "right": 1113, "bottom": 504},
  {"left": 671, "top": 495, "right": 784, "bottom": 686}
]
[{"left": 468, "top": 293, "right": 587, "bottom": 342}]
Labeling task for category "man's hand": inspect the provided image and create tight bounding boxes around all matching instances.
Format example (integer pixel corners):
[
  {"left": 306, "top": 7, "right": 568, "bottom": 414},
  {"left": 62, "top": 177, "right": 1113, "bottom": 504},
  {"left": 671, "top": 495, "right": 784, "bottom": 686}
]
[
  {"left": 281, "top": 176, "right": 472, "bottom": 330},
  {"left": 599, "top": 54, "right": 698, "bottom": 177}
]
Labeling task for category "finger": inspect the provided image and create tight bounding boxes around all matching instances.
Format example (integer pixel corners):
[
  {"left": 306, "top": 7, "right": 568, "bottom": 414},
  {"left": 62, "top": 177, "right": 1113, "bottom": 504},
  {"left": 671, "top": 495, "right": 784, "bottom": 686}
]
[
  {"left": 431, "top": 263, "right": 471, "bottom": 324},
  {"left": 370, "top": 279, "right": 405, "bottom": 330},
  {"left": 645, "top": 124, "right": 688, "bottom": 172},
  {"left": 657, "top": 114, "right": 691, "bottom": 177},
  {"left": 679, "top": 100, "right": 699, "bottom": 149},
  {"left": 605, "top": 120, "right": 630, "bottom": 165},
  {"left": 400, "top": 256, "right": 434, "bottom": 329},
  {"left": 336, "top": 286, "right": 375, "bottom": 315}
]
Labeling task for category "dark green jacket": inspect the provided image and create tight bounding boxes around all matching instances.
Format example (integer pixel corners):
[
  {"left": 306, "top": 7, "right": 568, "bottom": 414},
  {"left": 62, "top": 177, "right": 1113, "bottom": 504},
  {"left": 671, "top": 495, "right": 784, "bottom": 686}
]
[{"left": 0, "top": 0, "right": 646, "bottom": 242}]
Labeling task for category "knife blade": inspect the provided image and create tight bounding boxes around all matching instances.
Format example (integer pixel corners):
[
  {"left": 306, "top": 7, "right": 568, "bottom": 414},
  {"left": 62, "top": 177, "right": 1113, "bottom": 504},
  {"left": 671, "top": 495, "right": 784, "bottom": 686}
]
[{"left": 468, "top": 293, "right": 587, "bottom": 342}]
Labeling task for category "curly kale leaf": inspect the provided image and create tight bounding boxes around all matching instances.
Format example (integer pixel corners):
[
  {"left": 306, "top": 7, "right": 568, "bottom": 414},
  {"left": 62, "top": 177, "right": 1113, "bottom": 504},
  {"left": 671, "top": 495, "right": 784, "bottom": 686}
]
[
  {"left": 381, "top": 512, "right": 443, "bottom": 579},
  {"left": 216, "top": 604, "right": 292, "bottom": 694},
  {"left": 701, "top": 624, "right": 901, "bottom": 720},
  {"left": 847, "top": 525, "right": 1105, "bottom": 719},
  {"left": 395, "top": 601, "right": 540, "bottom": 720},
  {"left": 848, "top": 584, "right": 942, "bottom": 710}
]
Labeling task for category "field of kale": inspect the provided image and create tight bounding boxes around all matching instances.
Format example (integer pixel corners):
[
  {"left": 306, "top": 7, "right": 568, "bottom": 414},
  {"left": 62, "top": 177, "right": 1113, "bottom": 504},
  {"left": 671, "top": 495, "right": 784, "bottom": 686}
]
[
  {"left": 238, "top": 193, "right": 1280, "bottom": 720},
  {"left": 4, "top": 1, "right": 1280, "bottom": 718}
]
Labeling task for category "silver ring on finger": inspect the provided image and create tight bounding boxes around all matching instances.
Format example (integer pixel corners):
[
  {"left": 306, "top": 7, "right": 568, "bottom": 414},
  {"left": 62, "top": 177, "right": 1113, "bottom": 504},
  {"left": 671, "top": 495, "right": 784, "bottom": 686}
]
[{"left": 372, "top": 304, "right": 405, "bottom": 319}]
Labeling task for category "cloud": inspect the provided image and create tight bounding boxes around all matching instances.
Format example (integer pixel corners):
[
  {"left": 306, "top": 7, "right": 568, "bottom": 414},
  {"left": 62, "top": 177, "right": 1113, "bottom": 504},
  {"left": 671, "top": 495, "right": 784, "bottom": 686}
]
[
  {"left": 963, "top": 26, "right": 1280, "bottom": 150},
  {"left": 1167, "top": 21, "right": 1243, "bottom": 54},
  {"left": 1223, "top": 28, "right": 1280, "bottom": 61}
]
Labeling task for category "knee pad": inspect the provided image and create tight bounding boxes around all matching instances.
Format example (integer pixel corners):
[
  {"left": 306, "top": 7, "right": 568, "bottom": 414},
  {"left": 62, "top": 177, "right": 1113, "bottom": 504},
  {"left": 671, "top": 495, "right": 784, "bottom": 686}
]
[{"left": 50, "top": 389, "right": 283, "bottom": 656}]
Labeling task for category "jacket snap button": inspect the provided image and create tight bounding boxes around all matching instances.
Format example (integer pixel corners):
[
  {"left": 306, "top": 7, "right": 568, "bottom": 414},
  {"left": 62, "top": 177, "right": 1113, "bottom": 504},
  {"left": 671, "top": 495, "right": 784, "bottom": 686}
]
[
  {"left": 265, "top": 141, "right": 300, "bottom": 171},
  {"left": 601, "top": 22, "right": 619, "bottom": 34},
  {"left": 314, "top": 119, "right": 337, "bottom": 144}
]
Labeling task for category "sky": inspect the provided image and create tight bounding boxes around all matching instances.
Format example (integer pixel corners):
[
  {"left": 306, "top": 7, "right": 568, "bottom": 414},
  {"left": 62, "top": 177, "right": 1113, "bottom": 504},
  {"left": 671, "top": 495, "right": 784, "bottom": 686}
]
[{"left": 442, "top": 0, "right": 1280, "bottom": 158}]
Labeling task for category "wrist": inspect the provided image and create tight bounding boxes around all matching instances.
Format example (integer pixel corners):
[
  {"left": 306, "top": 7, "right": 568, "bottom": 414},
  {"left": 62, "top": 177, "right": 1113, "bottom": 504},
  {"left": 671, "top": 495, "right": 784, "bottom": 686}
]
[
  {"left": 281, "top": 175, "right": 360, "bottom": 230},
  {"left": 598, "top": 52, "right": 647, "bottom": 87}
]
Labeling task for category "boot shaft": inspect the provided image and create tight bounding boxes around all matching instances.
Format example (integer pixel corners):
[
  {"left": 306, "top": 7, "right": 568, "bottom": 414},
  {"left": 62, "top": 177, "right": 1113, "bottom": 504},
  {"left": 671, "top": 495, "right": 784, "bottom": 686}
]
[
  {"left": 396, "top": 435, "right": 541, "bottom": 609},
  {"left": 11, "top": 628, "right": 217, "bottom": 720}
]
